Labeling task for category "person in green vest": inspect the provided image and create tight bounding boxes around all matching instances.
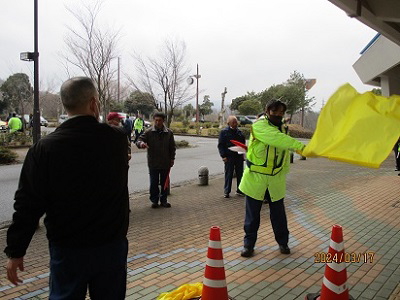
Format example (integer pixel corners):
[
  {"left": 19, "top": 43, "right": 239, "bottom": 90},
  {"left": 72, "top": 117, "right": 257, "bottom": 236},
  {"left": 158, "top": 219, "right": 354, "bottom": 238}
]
[
  {"left": 239, "top": 100, "right": 305, "bottom": 258},
  {"left": 133, "top": 114, "right": 145, "bottom": 143},
  {"left": 8, "top": 113, "right": 23, "bottom": 133}
]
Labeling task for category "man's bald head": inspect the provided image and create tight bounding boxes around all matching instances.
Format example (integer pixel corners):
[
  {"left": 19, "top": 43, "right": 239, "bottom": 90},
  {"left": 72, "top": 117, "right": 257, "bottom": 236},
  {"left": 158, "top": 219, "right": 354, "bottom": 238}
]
[
  {"left": 227, "top": 115, "right": 238, "bottom": 129},
  {"left": 60, "top": 77, "right": 98, "bottom": 114}
]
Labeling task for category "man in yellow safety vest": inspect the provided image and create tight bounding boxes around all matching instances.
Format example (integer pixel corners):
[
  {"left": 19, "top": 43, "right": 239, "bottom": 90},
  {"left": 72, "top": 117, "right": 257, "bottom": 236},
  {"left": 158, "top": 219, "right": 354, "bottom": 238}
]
[
  {"left": 133, "top": 114, "right": 145, "bottom": 143},
  {"left": 239, "top": 99, "right": 305, "bottom": 257},
  {"left": 8, "top": 113, "right": 23, "bottom": 133}
]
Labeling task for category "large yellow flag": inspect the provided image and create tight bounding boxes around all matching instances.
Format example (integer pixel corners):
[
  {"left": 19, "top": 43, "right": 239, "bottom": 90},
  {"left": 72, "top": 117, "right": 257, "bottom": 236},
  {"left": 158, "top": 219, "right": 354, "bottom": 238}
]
[{"left": 303, "top": 83, "right": 400, "bottom": 168}]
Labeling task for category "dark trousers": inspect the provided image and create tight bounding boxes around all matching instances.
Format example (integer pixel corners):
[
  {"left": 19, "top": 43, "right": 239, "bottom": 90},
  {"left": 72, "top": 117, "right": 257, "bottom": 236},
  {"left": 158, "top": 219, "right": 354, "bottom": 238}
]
[
  {"left": 243, "top": 190, "right": 289, "bottom": 249},
  {"left": 149, "top": 168, "right": 169, "bottom": 204},
  {"left": 394, "top": 142, "right": 400, "bottom": 170},
  {"left": 133, "top": 130, "right": 143, "bottom": 143},
  {"left": 224, "top": 157, "right": 244, "bottom": 194},
  {"left": 49, "top": 238, "right": 128, "bottom": 300}
]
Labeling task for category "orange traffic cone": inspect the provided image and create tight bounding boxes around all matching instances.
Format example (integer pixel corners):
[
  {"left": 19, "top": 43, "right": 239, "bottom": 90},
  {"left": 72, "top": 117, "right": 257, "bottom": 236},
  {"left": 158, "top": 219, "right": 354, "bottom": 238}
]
[
  {"left": 305, "top": 225, "right": 354, "bottom": 300},
  {"left": 200, "top": 226, "right": 233, "bottom": 300}
]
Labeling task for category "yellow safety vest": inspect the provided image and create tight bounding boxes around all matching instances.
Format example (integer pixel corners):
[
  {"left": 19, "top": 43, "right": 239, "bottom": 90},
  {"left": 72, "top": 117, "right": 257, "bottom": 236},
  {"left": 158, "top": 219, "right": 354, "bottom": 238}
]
[
  {"left": 248, "top": 146, "right": 287, "bottom": 176},
  {"left": 239, "top": 117, "right": 305, "bottom": 201}
]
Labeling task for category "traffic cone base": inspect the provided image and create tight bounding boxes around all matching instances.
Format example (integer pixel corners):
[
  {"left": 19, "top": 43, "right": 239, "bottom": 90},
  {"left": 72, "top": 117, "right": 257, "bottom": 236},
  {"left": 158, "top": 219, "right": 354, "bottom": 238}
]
[
  {"left": 305, "top": 225, "right": 354, "bottom": 300},
  {"left": 305, "top": 292, "right": 320, "bottom": 300},
  {"left": 304, "top": 292, "right": 354, "bottom": 300},
  {"left": 201, "top": 226, "right": 230, "bottom": 300}
]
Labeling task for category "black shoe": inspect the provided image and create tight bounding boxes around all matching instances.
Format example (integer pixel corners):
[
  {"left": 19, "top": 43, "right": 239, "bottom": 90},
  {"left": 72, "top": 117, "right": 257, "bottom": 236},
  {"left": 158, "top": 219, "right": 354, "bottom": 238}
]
[
  {"left": 279, "top": 244, "right": 291, "bottom": 254},
  {"left": 235, "top": 191, "right": 245, "bottom": 196},
  {"left": 224, "top": 194, "right": 230, "bottom": 198},
  {"left": 240, "top": 247, "right": 254, "bottom": 257},
  {"left": 151, "top": 203, "right": 159, "bottom": 208},
  {"left": 160, "top": 202, "right": 171, "bottom": 208}
]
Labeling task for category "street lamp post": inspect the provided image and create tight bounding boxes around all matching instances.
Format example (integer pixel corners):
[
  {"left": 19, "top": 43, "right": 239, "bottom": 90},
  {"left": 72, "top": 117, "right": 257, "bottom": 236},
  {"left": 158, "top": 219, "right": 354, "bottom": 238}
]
[
  {"left": 195, "top": 64, "right": 200, "bottom": 123},
  {"left": 301, "top": 78, "right": 316, "bottom": 127},
  {"left": 20, "top": 0, "right": 40, "bottom": 144},
  {"left": 188, "top": 64, "right": 201, "bottom": 133}
]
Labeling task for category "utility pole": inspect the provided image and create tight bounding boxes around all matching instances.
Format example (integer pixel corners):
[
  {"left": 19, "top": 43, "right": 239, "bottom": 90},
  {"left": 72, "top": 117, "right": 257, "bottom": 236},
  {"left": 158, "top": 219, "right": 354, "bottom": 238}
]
[
  {"left": 20, "top": 0, "right": 40, "bottom": 142},
  {"left": 33, "top": 0, "right": 40, "bottom": 144},
  {"left": 117, "top": 57, "right": 120, "bottom": 102}
]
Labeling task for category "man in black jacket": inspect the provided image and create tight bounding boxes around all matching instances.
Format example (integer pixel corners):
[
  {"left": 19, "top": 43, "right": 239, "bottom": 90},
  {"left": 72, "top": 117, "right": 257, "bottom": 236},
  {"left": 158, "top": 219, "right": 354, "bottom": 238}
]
[
  {"left": 4, "top": 77, "right": 130, "bottom": 299},
  {"left": 136, "top": 112, "right": 176, "bottom": 208},
  {"left": 218, "top": 115, "right": 246, "bottom": 198}
]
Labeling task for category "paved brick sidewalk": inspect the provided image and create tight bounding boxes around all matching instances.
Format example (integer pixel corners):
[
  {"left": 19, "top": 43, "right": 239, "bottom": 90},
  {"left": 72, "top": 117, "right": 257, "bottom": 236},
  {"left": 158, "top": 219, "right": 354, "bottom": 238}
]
[{"left": 0, "top": 155, "right": 399, "bottom": 299}]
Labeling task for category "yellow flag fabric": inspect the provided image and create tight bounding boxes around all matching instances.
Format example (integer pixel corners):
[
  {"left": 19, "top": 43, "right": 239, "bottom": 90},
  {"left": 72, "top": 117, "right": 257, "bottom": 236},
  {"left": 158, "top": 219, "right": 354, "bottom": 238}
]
[
  {"left": 157, "top": 282, "right": 203, "bottom": 300},
  {"left": 303, "top": 83, "right": 400, "bottom": 168}
]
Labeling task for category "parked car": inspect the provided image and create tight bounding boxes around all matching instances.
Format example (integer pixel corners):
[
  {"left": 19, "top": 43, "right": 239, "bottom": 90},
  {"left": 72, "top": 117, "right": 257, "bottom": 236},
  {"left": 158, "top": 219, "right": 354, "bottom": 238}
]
[
  {"left": 191, "top": 117, "right": 205, "bottom": 123},
  {"left": 40, "top": 117, "right": 48, "bottom": 127},
  {"left": 58, "top": 114, "right": 69, "bottom": 124},
  {"left": 144, "top": 120, "right": 151, "bottom": 128},
  {"left": 246, "top": 115, "right": 257, "bottom": 122},
  {"left": 0, "top": 119, "right": 7, "bottom": 132},
  {"left": 23, "top": 114, "right": 49, "bottom": 127},
  {"left": 236, "top": 115, "right": 253, "bottom": 125}
]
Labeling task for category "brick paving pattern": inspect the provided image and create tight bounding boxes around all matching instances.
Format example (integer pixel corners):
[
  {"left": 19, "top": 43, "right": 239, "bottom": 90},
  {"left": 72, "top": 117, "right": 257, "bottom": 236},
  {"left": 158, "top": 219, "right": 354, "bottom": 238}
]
[{"left": 0, "top": 155, "right": 399, "bottom": 299}]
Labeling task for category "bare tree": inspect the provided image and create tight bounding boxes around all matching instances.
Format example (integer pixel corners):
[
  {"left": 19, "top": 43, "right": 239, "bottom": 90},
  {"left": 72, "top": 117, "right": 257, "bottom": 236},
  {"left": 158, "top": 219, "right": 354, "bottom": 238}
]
[
  {"left": 62, "top": 1, "right": 119, "bottom": 120},
  {"left": 129, "top": 39, "right": 194, "bottom": 126}
]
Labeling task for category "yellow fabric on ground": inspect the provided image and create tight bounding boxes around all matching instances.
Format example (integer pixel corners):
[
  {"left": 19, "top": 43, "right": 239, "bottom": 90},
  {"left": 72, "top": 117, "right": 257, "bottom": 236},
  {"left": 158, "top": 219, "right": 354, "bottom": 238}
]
[
  {"left": 157, "top": 282, "right": 203, "bottom": 300},
  {"left": 303, "top": 83, "right": 400, "bottom": 168}
]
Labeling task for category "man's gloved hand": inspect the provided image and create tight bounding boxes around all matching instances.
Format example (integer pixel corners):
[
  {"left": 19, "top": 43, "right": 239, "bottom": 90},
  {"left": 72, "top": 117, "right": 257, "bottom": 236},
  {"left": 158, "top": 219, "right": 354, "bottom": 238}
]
[{"left": 295, "top": 145, "right": 306, "bottom": 156}]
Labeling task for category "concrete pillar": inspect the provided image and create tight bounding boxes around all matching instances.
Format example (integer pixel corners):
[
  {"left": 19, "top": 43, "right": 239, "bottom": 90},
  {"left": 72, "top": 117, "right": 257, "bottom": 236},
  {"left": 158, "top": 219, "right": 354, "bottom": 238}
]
[{"left": 381, "top": 75, "right": 400, "bottom": 96}]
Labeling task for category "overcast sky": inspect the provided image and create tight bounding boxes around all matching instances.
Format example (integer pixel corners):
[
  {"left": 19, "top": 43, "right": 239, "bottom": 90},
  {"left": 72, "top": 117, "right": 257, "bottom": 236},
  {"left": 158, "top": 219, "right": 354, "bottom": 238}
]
[{"left": 1, "top": 0, "right": 377, "bottom": 111}]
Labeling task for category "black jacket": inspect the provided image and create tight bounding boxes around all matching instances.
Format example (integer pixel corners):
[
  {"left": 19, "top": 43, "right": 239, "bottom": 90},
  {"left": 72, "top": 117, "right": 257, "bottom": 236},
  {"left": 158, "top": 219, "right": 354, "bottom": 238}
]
[
  {"left": 136, "top": 125, "right": 176, "bottom": 169},
  {"left": 4, "top": 116, "right": 130, "bottom": 258},
  {"left": 217, "top": 126, "right": 246, "bottom": 160}
]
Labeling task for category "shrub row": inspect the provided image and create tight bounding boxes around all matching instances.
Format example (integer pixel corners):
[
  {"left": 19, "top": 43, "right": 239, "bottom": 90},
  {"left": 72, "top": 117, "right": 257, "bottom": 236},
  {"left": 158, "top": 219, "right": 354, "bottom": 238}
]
[
  {"left": 175, "top": 140, "right": 189, "bottom": 148},
  {"left": 0, "top": 147, "right": 17, "bottom": 164},
  {"left": 171, "top": 123, "right": 313, "bottom": 140},
  {"left": 170, "top": 127, "right": 188, "bottom": 134},
  {"left": 0, "top": 132, "right": 33, "bottom": 147},
  {"left": 287, "top": 124, "right": 314, "bottom": 139}
]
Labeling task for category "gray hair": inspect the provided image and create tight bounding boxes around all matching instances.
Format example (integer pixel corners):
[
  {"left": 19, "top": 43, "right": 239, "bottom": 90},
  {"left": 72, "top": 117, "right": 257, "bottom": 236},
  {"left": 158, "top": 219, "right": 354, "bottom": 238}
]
[
  {"left": 60, "top": 77, "right": 98, "bottom": 111},
  {"left": 226, "top": 115, "right": 237, "bottom": 124}
]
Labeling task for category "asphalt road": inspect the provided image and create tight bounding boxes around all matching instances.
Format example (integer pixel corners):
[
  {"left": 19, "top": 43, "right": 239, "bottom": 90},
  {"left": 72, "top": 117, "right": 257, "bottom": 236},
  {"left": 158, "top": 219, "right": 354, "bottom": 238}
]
[{"left": 0, "top": 135, "right": 223, "bottom": 226}]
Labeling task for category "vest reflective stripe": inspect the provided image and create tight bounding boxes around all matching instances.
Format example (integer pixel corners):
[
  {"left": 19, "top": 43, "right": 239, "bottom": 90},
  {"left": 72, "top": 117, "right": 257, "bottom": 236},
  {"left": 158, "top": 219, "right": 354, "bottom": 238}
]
[{"left": 248, "top": 146, "right": 286, "bottom": 176}]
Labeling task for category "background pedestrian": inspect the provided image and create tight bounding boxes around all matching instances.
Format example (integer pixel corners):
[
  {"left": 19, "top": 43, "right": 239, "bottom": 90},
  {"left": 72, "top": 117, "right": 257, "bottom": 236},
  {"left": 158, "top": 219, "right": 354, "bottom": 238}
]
[
  {"left": 136, "top": 112, "right": 176, "bottom": 208},
  {"left": 217, "top": 115, "right": 246, "bottom": 198}
]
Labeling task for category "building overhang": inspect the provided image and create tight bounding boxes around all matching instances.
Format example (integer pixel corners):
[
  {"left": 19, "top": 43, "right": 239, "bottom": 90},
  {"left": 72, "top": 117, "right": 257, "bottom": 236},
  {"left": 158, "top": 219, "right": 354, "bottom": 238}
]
[
  {"left": 353, "top": 35, "right": 400, "bottom": 86},
  {"left": 328, "top": 0, "right": 400, "bottom": 46}
]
